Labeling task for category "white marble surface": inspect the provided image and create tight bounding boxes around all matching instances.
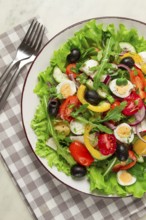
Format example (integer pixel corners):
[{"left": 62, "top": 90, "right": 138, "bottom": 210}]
[{"left": 1, "top": 0, "right": 146, "bottom": 219}]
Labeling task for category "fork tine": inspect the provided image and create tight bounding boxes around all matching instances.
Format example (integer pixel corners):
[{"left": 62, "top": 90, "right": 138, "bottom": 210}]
[
  {"left": 35, "top": 25, "right": 45, "bottom": 52},
  {"left": 28, "top": 22, "right": 40, "bottom": 46},
  {"left": 31, "top": 22, "right": 42, "bottom": 48},
  {"left": 21, "top": 19, "right": 36, "bottom": 44}
]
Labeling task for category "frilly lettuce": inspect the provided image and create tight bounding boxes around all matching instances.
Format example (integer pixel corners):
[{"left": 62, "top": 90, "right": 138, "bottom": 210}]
[{"left": 88, "top": 159, "right": 146, "bottom": 198}]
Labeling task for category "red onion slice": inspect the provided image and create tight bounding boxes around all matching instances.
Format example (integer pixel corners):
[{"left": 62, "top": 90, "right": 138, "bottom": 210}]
[
  {"left": 129, "top": 106, "right": 146, "bottom": 126},
  {"left": 68, "top": 74, "right": 79, "bottom": 89},
  {"left": 103, "top": 75, "right": 111, "bottom": 84},
  {"left": 104, "top": 122, "right": 116, "bottom": 130},
  {"left": 135, "top": 125, "right": 146, "bottom": 143},
  {"left": 68, "top": 73, "right": 75, "bottom": 81},
  {"left": 117, "top": 64, "right": 131, "bottom": 73}
]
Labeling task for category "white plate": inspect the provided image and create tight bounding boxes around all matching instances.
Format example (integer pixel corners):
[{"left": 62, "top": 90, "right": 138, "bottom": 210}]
[{"left": 21, "top": 17, "right": 146, "bottom": 197}]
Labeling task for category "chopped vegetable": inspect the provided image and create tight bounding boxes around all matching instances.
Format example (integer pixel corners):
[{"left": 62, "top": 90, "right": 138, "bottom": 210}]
[{"left": 32, "top": 20, "right": 146, "bottom": 198}]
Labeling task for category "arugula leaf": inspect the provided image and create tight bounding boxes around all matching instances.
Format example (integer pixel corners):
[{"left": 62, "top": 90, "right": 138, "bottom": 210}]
[
  {"left": 93, "top": 37, "right": 114, "bottom": 89},
  {"left": 76, "top": 116, "right": 112, "bottom": 134},
  {"left": 76, "top": 73, "right": 88, "bottom": 85},
  {"left": 103, "top": 157, "right": 117, "bottom": 177},
  {"left": 95, "top": 124, "right": 113, "bottom": 134},
  {"left": 102, "top": 30, "right": 112, "bottom": 47},
  {"left": 43, "top": 96, "right": 75, "bottom": 166},
  {"left": 71, "top": 104, "right": 89, "bottom": 118},
  {"left": 100, "top": 101, "right": 127, "bottom": 122},
  {"left": 75, "top": 101, "right": 126, "bottom": 133}
]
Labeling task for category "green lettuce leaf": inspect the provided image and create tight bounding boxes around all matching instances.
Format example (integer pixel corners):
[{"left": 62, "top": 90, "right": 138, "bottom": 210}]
[
  {"left": 35, "top": 142, "right": 71, "bottom": 175},
  {"left": 88, "top": 166, "right": 127, "bottom": 196},
  {"left": 117, "top": 24, "right": 146, "bottom": 52},
  {"left": 125, "top": 162, "right": 146, "bottom": 198}
]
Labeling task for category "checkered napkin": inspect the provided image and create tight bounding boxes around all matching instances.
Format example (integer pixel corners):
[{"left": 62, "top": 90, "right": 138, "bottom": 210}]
[{"left": 1, "top": 18, "right": 146, "bottom": 220}]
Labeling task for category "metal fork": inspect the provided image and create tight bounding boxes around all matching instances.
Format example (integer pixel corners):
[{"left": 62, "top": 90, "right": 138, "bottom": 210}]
[
  {"left": 0, "top": 21, "right": 45, "bottom": 111},
  {"left": 0, "top": 19, "right": 43, "bottom": 87}
]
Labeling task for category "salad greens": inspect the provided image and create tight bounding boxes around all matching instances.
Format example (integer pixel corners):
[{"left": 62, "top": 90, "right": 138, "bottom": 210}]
[
  {"left": 93, "top": 37, "right": 114, "bottom": 89},
  {"left": 31, "top": 19, "right": 146, "bottom": 198}
]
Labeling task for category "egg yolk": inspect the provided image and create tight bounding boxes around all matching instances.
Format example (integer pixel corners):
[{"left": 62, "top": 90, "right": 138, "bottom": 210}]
[
  {"left": 60, "top": 84, "right": 72, "bottom": 98},
  {"left": 119, "top": 171, "right": 133, "bottom": 184},
  {"left": 117, "top": 126, "right": 131, "bottom": 138},
  {"left": 115, "top": 84, "right": 130, "bottom": 95}
]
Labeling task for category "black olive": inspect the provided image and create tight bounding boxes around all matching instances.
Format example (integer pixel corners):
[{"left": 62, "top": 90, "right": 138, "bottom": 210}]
[
  {"left": 71, "top": 164, "right": 87, "bottom": 178},
  {"left": 67, "top": 48, "right": 81, "bottom": 63},
  {"left": 48, "top": 99, "right": 60, "bottom": 117},
  {"left": 120, "top": 56, "right": 135, "bottom": 68},
  {"left": 115, "top": 144, "right": 129, "bottom": 161},
  {"left": 84, "top": 89, "right": 99, "bottom": 105}
]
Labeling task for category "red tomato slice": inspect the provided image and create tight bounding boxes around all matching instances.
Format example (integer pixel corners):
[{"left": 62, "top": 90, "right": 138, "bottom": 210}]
[
  {"left": 66, "top": 63, "right": 78, "bottom": 78},
  {"left": 134, "top": 75, "right": 144, "bottom": 90},
  {"left": 130, "top": 68, "right": 146, "bottom": 99},
  {"left": 98, "top": 134, "right": 117, "bottom": 155},
  {"left": 122, "top": 91, "right": 144, "bottom": 116},
  {"left": 59, "top": 96, "right": 80, "bottom": 122},
  {"left": 69, "top": 141, "right": 94, "bottom": 166}
]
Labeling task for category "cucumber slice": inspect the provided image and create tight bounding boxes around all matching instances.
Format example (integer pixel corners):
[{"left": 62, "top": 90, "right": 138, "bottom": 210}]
[
  {"left": 70, "top": 135, "right": 84, "bottom": 143},
  {"left": 46, "top": 137, "right": 57, "bottom": 151},
  {"left": 97, "top": 88, "right": 114, "bottom": 103},
  {"left": 119, "top": 42, "right": 136, "bottom": 53},
  {"left": 97, "top": 88, "right": 107, "bottom": 98},
  {"left": 53, "top": 66, "right": 68, "bottom": 83},
  {"left": 86, "top": 79, "right": 94, "bottom": 89},
  {"left": 70, "top": 120, "right": 85, "bottom": 135},
  {"left": 80, "top": 59, "right": 98, "bottom": 75},
  {"left": 136, "top": 155, "right": 144, "bottom": 163}
]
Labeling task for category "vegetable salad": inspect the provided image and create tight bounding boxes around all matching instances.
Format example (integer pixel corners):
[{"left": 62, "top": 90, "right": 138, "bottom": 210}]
[{"left": 31, "top": 20, "right": 146, "bottom": 198}]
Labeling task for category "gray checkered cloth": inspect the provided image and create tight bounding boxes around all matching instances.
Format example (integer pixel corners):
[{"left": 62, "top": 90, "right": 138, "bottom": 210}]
[{"left": 0, "top": 18, "right": 146, "bottom": 220}]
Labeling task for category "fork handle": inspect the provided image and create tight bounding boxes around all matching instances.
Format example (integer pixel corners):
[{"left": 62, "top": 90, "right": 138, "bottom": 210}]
[
  {"left": 0, "top": 63, "right": 25, "bottom": 111},
  {"left": 0, "top": 60, "right": 19, "bottom": 88},
  {"left": 0, "top": 56, "right": 34, "bottom": 111},
  {"left": 0, "top": 67, "right": 20, "bottom": 111}
]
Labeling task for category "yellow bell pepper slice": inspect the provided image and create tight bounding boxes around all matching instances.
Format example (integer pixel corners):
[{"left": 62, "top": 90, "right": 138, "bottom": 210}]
[
  {"left": 121, "top": 52, "right": 143, "bottom": 64},
  {"left": 77, "top": 84, "right": 111, "bottom": 112},
  {"left": 84, "top": 125, "right": 109, "bottom": 160}
]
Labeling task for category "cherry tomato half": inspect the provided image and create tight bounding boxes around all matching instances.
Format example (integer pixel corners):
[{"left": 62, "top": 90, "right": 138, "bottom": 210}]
[
  {"left": 122, "top": 91, "right": 144, "bottom": 116},
  {"left": 111, "top": 100, "right": 121, "bottom": 109},
  {"left": 98, "top": 134, "right": 117, "bottom": 155},
  {"left": 59, "top": 96, "right": 80, "bottom": 122},
  {"left": 66, "top": 63, "right": 78, "bottom": 78},
  {"left": 69, "top": 141, "right": 94, "bottom": 166}
]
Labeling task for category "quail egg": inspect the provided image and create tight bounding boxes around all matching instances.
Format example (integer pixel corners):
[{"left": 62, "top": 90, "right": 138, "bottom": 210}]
[
  {"left": 117, "top": 170, "right": 136, "bottom": 186},
  {"left": 114, "top": 123, "right": 134, "bottom": 144},
  {"left": 109, "top": 79, "right": 134, "bottom": 98},
  {"left": 56, "top": 80, "right": 76, "bottom": 98}
]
